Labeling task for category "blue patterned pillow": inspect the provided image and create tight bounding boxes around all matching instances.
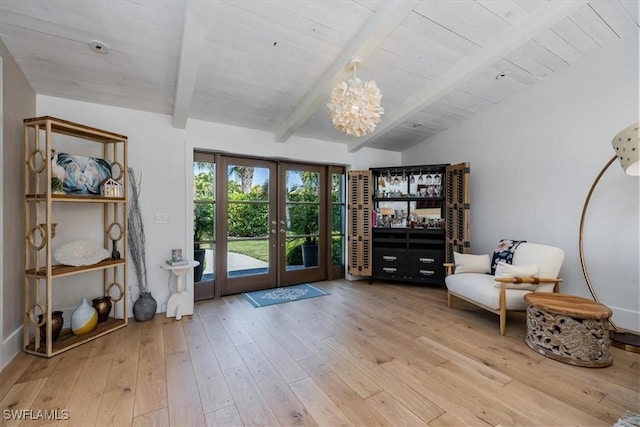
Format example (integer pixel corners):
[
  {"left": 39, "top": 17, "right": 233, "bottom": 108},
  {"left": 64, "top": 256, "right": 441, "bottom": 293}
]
[{"left": 490, "top": 239, "right": 526, "bottom": 274}]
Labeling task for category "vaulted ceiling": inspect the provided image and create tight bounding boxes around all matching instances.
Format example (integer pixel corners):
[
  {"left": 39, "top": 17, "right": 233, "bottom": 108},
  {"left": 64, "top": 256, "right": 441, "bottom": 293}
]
[{"left": 0, "top": 1, "right": 637, "bottom": 152}]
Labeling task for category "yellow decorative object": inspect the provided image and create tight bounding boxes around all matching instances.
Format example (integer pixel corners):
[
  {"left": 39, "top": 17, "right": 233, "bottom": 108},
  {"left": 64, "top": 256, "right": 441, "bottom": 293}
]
[{"left": 71, "top": 298, "right": 98, "bottom": 335}]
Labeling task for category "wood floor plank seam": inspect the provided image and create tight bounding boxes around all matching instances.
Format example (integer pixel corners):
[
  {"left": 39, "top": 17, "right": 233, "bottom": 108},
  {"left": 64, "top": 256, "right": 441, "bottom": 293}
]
[{"left": 1, "top": 279, "right": 638, "bottom": 427}]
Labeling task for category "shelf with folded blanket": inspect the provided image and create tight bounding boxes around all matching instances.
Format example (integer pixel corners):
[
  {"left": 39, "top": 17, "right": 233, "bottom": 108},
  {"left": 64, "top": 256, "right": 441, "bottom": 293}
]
[{"left": 23, "top": 116, "right": 128, "bottom": 358}]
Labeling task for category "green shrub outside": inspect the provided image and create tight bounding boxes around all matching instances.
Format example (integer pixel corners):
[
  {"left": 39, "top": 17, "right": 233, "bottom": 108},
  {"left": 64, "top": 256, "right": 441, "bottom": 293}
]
[{"left": 227, "top": 192, "right": 269, "bottom": 237}]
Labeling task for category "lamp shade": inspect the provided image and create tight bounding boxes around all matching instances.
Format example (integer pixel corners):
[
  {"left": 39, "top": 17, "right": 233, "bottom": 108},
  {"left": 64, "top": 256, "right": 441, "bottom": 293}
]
[{"left": 611, "top": 122, "right": 639, "bottom": 176}]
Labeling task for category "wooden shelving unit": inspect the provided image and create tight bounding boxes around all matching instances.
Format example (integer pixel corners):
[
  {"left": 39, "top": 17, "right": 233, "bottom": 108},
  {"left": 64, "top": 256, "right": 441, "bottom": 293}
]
[
  {"left": 23, "top": 116, "right": 128, "bottom": 358},
  {"left": 369, "top": 163, "right": 470, "bottom": 285}
]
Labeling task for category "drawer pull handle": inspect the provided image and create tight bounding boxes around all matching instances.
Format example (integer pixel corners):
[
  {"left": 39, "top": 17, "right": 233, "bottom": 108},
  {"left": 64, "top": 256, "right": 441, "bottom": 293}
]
[
  {"left": 382, "top": 256, "right": 397, "bottom": 261},
  {"left": 419, "top": 270, "right": 435, "bottom": 275},
  {"left": 383, "top": 267, "right": 397, "bottom": 273},
  {"left": 419, "top": 257, "right": 435, "bottom": 263}
]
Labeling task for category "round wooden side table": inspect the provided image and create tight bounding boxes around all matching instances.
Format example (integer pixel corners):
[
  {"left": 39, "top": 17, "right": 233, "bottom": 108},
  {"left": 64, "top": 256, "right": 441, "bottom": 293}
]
[{"left": 523, "top": 293, "right": 613, "bottom": 368}]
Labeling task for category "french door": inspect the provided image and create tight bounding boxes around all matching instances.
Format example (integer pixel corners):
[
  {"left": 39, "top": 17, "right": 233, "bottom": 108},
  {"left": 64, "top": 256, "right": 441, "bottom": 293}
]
[{"left": 215, "top": 156, "right": 327, "bottom": 296}]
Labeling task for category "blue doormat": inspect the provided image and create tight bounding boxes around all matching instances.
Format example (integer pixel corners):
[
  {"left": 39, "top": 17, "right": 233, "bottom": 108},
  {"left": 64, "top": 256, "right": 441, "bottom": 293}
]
[{"left": 243, "top": 284, "right": 329, "bottom": 308}]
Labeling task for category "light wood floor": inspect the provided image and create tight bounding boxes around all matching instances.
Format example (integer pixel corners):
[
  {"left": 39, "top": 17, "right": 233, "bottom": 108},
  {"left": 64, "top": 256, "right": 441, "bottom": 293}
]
[{"left": 1, "top": 280, "right": 638, "bottom": 426}]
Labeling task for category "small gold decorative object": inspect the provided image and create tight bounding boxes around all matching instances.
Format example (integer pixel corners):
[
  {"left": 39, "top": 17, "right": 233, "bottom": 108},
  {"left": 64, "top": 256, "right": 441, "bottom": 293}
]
[
  {"left": 38, "top": 310, "right": 64, "bottom": 342},
  {"left": 92, "top": 296, "right": 112, "bottom": 323}
]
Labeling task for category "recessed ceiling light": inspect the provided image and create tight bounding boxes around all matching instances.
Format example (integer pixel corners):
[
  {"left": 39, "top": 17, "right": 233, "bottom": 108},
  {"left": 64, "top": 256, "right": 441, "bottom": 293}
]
[
  {"left": 495, "top": 71, "right": 510, "bottom": 80},
  {"left": 88, "top": 40, "right": 109, "bottom": 54},
  {"left": 413, "top": 122, "right": 423, "bottom": 128}
]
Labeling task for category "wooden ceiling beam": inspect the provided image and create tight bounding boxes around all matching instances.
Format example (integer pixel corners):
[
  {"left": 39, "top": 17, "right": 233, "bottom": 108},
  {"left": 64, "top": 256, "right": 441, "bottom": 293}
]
[
  {"left": 274, "top": 0, "right": 419, "bottom": 143},
  {"left": 347, "top": 0, "right": 587, "bottom": 153},
  {"left": 172, "top": 1, "right": 214, "bottom": 129}
]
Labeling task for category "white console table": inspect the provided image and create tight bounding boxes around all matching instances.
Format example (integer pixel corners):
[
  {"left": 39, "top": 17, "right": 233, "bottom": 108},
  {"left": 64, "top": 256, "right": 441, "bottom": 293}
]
[{"left": 161, "top": 260, "right": 199, "bottom": 320}]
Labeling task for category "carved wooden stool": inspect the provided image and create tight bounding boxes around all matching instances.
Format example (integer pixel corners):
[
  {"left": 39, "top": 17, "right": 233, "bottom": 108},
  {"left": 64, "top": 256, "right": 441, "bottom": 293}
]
[{"left": 524, "top": 293, "right": 612, "bottom": 368}]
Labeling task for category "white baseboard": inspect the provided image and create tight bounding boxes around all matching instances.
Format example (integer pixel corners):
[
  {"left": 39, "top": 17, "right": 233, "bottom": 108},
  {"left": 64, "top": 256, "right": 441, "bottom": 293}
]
[
  {"left": 610, "top": 305, "right": 640, "bottom": 332},
  {"left": 2, "top": 324, "right": 23, "bottom": 370}
]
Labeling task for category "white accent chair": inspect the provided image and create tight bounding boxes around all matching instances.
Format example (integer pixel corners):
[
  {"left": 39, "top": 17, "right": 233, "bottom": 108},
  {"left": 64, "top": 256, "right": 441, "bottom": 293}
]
[{"left": 444, "top": 243, "right": 565, "bottom": 335}]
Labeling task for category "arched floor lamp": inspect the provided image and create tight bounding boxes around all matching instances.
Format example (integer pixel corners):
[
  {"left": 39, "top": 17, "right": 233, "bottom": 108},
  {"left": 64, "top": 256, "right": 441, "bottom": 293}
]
[{"left": 579, "top": 122, "right": 639, "bottom": 353}]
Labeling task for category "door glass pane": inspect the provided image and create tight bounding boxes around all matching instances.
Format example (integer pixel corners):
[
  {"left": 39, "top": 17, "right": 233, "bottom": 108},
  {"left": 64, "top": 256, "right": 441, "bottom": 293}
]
[
  {"left": 285, "top": 170, "right": 319, "bottom": 270},
  {"left": 194, "top": 160, "right": 215, "bottom": 284},
  {"left": 227, "top": 164, "right": 270, "bottom": 277},
  {"left": 331, "top": 171, "right": 345, "bottom": 266},
  {"left": 331, "top": 236, "right": 344, "bottom": 265}
]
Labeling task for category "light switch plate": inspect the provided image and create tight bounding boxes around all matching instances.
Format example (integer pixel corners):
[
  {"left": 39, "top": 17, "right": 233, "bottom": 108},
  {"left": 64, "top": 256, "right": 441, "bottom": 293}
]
[{"left": 154, "top": 213, "right": 169, "bottom": 224}]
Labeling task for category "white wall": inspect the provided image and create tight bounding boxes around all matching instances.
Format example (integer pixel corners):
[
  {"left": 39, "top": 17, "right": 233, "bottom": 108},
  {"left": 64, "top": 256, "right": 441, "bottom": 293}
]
[
  {"left": 34, "top": 95, "right": 398, "bottom": 317},
  {"left": 402, "top": 36, "right": 639, "bottom": 330},
  {"left": 1, "top": 39, "right": 36, "bottom": 368}
]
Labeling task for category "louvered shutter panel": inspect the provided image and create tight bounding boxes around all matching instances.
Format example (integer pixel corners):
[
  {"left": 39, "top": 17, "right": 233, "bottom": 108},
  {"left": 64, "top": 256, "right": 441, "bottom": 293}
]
[
  {"left": 347, "top": 170, "right": 372, "bottom": 276},
  {"left": 445, "top": 163, "right": 471, "bottom": 262}
]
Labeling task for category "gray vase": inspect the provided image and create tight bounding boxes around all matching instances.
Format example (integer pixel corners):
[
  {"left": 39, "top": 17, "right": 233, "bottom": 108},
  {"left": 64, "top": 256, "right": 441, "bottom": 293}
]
[{"left": 133, "top": 292, "right": 157, "bottom": 322}]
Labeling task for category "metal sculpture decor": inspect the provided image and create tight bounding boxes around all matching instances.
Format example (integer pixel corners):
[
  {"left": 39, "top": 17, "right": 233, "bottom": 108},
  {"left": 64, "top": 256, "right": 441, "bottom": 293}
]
[
  {"left": 127, "top": 167, "right": 157, "bottom": 322},
  {"left": 328, "top": 59, "right": 383, "bottom": 137}
]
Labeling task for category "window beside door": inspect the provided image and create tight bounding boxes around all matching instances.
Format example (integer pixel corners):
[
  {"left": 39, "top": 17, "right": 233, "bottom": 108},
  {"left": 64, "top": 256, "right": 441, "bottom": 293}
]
[
  {"left": 193, "top": 154, "right": 215, "bottom": 300},
  {"left": 330, "top": 167, "right": 346, "bottom": 279}
]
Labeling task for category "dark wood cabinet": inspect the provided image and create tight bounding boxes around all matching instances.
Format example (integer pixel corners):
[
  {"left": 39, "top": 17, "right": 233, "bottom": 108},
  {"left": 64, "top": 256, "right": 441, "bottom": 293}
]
[{"left": 369, "top": 163, "right": 470, "bottom": 285}]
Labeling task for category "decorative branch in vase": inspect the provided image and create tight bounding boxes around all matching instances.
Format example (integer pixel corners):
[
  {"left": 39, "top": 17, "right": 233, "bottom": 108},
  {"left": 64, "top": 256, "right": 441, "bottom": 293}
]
[{"left": 128, "top": 167, "right": 157, "bottom": 322}]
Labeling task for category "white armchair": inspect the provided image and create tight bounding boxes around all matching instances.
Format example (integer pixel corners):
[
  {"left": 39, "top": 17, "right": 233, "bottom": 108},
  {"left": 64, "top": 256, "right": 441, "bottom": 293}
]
[{"left": 444, "top": 242, "right": 565, "bottom": 335}]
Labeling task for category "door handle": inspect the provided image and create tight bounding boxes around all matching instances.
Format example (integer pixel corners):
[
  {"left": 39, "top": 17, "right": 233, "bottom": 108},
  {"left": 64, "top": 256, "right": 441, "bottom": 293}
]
[{"left": 419, "top": 257, "right": 435, "bottom": 263}]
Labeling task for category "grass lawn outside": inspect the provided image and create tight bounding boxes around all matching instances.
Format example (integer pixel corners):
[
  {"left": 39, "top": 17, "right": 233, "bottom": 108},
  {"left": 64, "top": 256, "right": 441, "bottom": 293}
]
[{"left": 228, "top": 239, "right": 269, "bottom": 262}]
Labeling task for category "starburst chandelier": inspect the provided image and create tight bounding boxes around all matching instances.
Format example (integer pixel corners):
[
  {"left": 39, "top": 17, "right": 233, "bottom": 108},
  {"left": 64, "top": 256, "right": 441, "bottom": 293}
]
[{"left": 328, "top": 59, "right": 383, "bottom": 137}]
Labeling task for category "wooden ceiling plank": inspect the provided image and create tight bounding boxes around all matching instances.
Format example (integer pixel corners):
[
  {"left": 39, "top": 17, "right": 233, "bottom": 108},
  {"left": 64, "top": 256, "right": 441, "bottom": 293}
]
[
  {"left": 206, "top": 5, "right": 342, "bottom": 66},
  {"left": 570, "top": 4, "right": 621, "bottom": 45},
  {"left": 534, "top": 29, "right": 583, "bottom": 65},
  {"left": 589, "top": 1, "right": 640, "bottom": 38},
  {"left": 432, "top": 0, "right": 512, "bottom": 42},
  {"left": 380, "top": 25, "right": 463, "bottom": 72},
  {"left": 550, "top": 18, "right": 601, "bottom": 55},
  {"left": 505, "top": 46, "right": 554, "bottom": 80},
  {"left": 475, "top": 0, "right": 532, "bottom": 26},
  {"left": 618, "top": 0, "right": 639, "bottom": 26},
  {"left": 413, "top": 1, "right": 499, "bottom": 48},
  {"left": 347, "top": 0, "right": 587, "bottom": 153},
  {"left": 0, "top": 9, "right": 182, "bottom": 57},
  {"left": 401, "top": 11, "right": 479, "bottom": 56},
  {"left": 172, "top": 0, "right": 214, "bottom": 129},
  {"left": 446, "top": 89, "right": 494, "bottom": 112},
  {"left": 367, "top": 48, "right": 441, "bottom": 82},
  {"left": 522, "top": 39, "right": 571, "bottom": 73},
  {"left": 273, "top": 0, "right": 420, "bottom": 143}
]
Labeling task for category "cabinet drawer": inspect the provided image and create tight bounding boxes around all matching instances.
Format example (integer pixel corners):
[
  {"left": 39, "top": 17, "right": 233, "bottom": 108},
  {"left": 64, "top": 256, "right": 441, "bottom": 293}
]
[
  {"left": 373, "top": 264, "right": 407, "bottom": 279},
  {"left": 407, "top": 267, "right": 444, "bottom": 283},
  {"left": 373, "top": 249, "right": 406, "bottom": 278},
  {"left": 407, "top": 250, "right": 444, "bottom": 283},
  {"left": 373, "top": 249, "right": 405, "bottom": 267},
  {"left": 408, "top": 250, "right": 443, "bottom": 265}
]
